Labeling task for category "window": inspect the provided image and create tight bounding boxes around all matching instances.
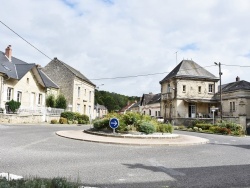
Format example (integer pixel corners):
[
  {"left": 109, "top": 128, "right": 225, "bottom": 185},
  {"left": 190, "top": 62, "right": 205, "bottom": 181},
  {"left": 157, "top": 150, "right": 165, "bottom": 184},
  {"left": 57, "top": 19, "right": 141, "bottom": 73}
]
[
  {"left": 7, "top": 87, "right": 13, "bottom": 101},
  {"left": 155, "top": 111, "right": 157, "bottom": 117},
  {"left": 38, "top": 93, "right": 42, "bottom": 105},
  {"left": 27, "top": 78, "right": 29, "bottom": 84},
  {"left": 208, "top": 84, "right": 213, "bottom": 93},
  {"left": 183, "top": 85, "right": 186, "bottom": 92},
  {"left": 17, "top": 91, "right": 22, "bottom": 102},
  {"left": 89, "top": 91, "right": 91, "bottom": 102},
  {"left": 84, "top": 89, "right": 86, "bottom": 96},
  {"left": 198, "top": 86, "right": 201, "bottom": 93},
  {"left": 230, "top": 102, "right": 235, "bottom": 112},
  {"left": 84, "top": 105, "right": 86, "bottom": 114},
  {"left": 149, "top": 109, "right": 151, "bottom": 115},
  {"left": 167, "top": 84, "right": 171, "bottom": 93},
  {"left": 77, "top": 104, "right": 80, "bottom": 112},
  {"left": 78, "top": 87, "right": 80, "bottom": 98}
]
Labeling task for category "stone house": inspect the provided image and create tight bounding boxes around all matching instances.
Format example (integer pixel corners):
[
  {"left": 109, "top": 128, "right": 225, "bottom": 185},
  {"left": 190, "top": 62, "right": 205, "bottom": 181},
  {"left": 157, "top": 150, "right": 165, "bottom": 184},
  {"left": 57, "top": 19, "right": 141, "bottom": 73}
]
[
  {"left": 0, "top": 45, "right": 59, "bottom": 112},
  {"left": 43, "top": 58, "right": 96, "bottom": 119},
  {"left": 128, "top": 101, "right": 141, "bottom": 113},
  {"left": 220, "top": 77, "right": 250, "bottom": 117},
  {"left": 159, "top": 60, "right": 219, "bottom": 121},
  {"left": 94, "top": 103, "right": 108, "bottom": 118},
  {"left": 140, "top": 93, "right": 161, "bottom": 117}
]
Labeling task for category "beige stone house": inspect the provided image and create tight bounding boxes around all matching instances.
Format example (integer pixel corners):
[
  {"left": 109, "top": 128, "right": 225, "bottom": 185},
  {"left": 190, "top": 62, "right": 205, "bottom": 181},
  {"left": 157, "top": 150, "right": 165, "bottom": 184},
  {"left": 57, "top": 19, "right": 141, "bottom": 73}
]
[
  {"left": 43, "top": 58, "right": 96, "bottom": 119},
  {"left": 220, "top": 77, "right": 250, "bottom": 117},
  {"left": 0, "top": 45, "right": 59, "bottom": 112},
  {"left": 94, "top": 103, "right": 108, "bottom": 118},
  {"left": 140, "top": 93, "right": 161, "bottom": 117},
  {"left": 160, "top": 60, "right": 219, "bottom": 121}
]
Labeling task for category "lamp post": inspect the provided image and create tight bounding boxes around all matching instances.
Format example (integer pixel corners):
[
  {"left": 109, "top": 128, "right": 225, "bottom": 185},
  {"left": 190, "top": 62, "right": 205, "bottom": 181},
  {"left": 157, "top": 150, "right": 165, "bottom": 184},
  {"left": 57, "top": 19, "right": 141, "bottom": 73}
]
[{"left": 214, "top": 62, "right": 222, "bottom": 121}]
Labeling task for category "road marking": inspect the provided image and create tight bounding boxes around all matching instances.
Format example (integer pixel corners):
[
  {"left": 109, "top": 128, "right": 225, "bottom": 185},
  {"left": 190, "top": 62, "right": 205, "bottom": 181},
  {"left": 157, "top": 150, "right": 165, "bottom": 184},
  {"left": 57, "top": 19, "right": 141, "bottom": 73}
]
[
  {"left": 148, "top": 158, "right": 185, "bottom": 176},
  {"left": 17, "top": 137, "right": 52, "bottom": 149}
]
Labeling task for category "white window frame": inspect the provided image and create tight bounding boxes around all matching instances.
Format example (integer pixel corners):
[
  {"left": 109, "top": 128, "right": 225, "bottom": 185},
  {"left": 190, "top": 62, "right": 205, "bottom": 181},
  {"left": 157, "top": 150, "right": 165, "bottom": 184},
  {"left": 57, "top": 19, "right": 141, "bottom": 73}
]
[
  {"left": 17, "top": 91, "right": 22, "bottom": 103},
  {"left": 7, "top": 87, "right": 13, "bottom": 101},
  {"left": 38, "top": 93, "right": 43, "bottom": 105},
  {"left": 89, "top": 91, "right": 91, "bottom": 102},
  {"left": 208, "top": 84, "right": 213, "bottom": 93},
  {"left": 78, "top": 87, "right": 81, "bottom": 98}
]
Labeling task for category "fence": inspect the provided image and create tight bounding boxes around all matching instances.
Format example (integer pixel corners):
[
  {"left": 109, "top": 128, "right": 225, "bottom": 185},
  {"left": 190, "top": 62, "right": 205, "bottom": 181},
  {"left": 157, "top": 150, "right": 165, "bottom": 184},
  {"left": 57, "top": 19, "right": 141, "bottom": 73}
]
[{"left": 17, "top": 107, "right": 64, "bottom": 115}]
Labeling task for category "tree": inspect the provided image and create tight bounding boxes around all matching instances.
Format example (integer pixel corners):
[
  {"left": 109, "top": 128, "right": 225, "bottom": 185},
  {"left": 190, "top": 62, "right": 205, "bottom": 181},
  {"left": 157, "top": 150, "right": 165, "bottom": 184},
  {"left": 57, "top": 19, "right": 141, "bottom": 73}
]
[
  {"left": 55, "top": 94, "right": 67, "bottom": 109},
  {"left": 6, "top": 100, "right": 21, "bottom": 113},
  {"left": 46, "top": 94, "right": 56, "bottom": 107}
]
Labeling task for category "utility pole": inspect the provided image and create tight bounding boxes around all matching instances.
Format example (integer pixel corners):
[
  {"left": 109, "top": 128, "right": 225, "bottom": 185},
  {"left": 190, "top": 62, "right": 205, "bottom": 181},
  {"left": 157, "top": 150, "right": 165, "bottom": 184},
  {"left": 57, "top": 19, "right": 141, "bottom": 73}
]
[
  {"left": 214, "top": 62, "right": 223, "bottom": 121},
  {"left": 175, "top": 51, "right": 178, "bottom": 65}
]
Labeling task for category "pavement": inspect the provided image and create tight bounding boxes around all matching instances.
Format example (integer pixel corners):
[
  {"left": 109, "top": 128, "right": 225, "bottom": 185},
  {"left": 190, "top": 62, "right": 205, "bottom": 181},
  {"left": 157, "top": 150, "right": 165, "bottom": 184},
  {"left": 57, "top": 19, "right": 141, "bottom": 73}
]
[{"left": 56, "top": 130, "right": 209, "bottom": 146}]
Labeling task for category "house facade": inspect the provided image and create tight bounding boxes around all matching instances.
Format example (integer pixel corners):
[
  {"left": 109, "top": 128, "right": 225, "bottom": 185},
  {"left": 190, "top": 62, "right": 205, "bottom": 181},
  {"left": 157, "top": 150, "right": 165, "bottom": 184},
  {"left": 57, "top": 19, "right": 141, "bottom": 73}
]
[
  {"left": 94, "top": 103, "right": 108, "bottom": 118},
  {"left": 220, "top": 77, "right": 250, "bottom": 118},
  {"left": 0, "top": 45, "right": 59, "bottom": 112},
  {"left": 140, "top": 93, "right": 161, "bottom": 117},
  {"left": 160, "top": 60, "right": 219, "bottom": 121},
  {"left": 43, "top": 58, "right": 96, "bottom": 119}
]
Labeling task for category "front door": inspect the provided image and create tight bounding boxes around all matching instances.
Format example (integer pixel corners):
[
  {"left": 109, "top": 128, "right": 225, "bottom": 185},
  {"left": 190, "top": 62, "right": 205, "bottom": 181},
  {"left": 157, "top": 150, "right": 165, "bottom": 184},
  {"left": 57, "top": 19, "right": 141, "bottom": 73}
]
[{"left": 189, "top": 104, "right": 196, "bottom": 118}]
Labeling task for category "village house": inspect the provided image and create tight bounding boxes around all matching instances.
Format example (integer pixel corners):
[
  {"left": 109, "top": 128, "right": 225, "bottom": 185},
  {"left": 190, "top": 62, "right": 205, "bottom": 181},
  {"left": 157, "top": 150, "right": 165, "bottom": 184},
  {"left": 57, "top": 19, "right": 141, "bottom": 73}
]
[
  {"left": 94, "top": 103, "right": 108, "bottom": 118},
  {"left": 43, "top": 58, "right": 96, "bottom": 120},
  {"left": 160, "top": 60, "right": 220, "bottom": 124},
  {"left": 0, "top": 45, "right": 59, "bottom": 112},
  {"left": 140, "top": 93, "right": 161, "bottom": 117}
]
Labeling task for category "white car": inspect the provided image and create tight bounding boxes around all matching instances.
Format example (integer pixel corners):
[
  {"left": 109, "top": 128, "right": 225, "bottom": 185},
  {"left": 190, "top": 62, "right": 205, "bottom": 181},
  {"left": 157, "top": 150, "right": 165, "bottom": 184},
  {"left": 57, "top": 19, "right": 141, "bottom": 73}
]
[{"left": 156, "top": 116, "right": 164, "bottom": 123}]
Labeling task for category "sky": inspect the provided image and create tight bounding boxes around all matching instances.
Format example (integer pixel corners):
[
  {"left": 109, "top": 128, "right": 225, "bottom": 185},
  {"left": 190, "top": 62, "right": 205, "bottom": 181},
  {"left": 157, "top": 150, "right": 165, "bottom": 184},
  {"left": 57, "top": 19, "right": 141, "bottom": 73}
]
[{"left": 1, "top": 0, "right": 250, "bottom": 97}]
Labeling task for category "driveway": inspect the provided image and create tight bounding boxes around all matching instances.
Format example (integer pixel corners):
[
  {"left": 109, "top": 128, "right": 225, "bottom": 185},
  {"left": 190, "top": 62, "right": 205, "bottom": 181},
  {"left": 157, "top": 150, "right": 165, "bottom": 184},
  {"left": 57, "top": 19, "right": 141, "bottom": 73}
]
[{"left": 1, "top": 124, "right": 250, "bottom": 187}]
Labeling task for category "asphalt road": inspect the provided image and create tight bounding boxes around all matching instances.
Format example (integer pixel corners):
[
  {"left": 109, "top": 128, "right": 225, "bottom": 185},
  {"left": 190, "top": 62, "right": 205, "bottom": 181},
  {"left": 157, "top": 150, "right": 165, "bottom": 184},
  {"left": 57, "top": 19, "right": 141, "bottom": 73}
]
[{"left": 1, "top": 124, "right": 250, "bottom": 188}]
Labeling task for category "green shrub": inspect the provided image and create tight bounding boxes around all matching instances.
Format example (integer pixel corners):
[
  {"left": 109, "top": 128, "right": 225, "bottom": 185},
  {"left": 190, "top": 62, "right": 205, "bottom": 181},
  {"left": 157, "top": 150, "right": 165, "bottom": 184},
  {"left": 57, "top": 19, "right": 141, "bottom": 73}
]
[
  {"left": 76, "top": 114, "right": 89, "bottom": 124},
  {"left": 55, "top": 94, "right": 67, "bottom": 109},
  {"left": 158, "top": 123, "right": 173, "bottom": 133},
  {"left": 50, "top": 119, "right": 58, "bottom": 124},
  {"left": 61, "top": 111, "right": 75, "bottom": 121},
  {"left": 178, "top": 125, "right": 186, "bottom": 130},
  {"left": 93, "top": 118, "right": 109, "bottom": 130},
  {"left": 195, "top": 124, "right": 213, "bottom": 130},
  {"left": 139, "top": 121, "right": 155, "bottom": 134},
  {"left": 198, "top": 128, "right": 202, "bottom": 132},
  {"left": 6, "top": 100, "right": 21, "bottom": 113},
  {"left": 46, "top": 94, "right": 55, "bottom": 107},
  {"left": 116, "top": 120, "right": 128, "bottom": 132},
  {"left": 59, "top": 117, "right": 67, "bottom": 124},
  {"left": 193, "top": 127, "right": 199, "bottom": 132}
]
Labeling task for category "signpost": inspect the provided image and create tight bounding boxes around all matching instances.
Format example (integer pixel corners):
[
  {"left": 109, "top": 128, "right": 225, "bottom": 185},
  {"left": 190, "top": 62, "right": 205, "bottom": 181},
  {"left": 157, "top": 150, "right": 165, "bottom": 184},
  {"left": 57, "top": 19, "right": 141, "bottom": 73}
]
[
  {"left": 109, "top": 118, "right": 119, "bottom": 133},
  {"left": 211, "top": 106, "right": 219, "bottom": 125}
]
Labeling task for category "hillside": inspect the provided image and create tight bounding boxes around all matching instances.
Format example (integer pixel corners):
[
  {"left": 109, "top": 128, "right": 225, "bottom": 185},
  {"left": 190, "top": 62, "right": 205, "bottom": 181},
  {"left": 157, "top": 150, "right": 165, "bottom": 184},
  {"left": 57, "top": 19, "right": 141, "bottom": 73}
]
[{"left": 95, "top": 90, "right": 140, "bottom": 112}]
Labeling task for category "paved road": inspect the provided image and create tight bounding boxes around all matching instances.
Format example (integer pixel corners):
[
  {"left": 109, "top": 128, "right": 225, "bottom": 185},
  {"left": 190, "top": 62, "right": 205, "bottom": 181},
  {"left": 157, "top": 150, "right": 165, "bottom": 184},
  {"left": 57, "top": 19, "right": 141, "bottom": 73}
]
[{"left": 1, "top": 124, "right": 250, "bottom": 188}]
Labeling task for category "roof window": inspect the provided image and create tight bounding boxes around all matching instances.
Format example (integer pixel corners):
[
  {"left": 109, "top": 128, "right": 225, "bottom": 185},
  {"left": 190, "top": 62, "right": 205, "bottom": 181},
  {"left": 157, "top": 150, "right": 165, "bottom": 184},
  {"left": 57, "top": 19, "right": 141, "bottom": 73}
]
[{"left": 2, "top": 64, "right": 11, "bottom": 71}]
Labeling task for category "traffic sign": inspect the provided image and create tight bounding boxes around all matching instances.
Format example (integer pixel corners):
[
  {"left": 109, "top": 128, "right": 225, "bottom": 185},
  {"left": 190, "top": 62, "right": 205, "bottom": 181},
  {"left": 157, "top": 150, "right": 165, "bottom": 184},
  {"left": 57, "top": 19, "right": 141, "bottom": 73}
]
[{"left": 109, "top": 118, "right": 119, "bottom": 129}]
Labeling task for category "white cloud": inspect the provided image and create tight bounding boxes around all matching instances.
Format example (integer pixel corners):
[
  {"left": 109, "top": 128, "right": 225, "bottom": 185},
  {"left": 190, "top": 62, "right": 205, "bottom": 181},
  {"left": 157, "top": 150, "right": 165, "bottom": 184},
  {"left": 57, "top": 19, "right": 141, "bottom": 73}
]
[{"left": 0, "top": 0, "right": 250, "bottom": 96}]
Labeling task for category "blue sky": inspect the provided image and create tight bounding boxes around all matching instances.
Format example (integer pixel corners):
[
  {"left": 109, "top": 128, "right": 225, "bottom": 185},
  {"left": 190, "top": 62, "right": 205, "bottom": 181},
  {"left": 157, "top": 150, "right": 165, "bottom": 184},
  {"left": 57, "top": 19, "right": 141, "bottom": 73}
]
[{"left": 1, "top": 0, "right": 250, "bottom": 96}]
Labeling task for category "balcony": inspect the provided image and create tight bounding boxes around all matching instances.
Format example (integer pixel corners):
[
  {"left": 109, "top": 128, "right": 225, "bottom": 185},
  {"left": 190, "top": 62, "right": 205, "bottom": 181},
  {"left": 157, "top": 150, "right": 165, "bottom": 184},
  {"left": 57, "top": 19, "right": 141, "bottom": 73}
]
[{"left": 162, "top": 92, "right": 172, "bottom": 101}]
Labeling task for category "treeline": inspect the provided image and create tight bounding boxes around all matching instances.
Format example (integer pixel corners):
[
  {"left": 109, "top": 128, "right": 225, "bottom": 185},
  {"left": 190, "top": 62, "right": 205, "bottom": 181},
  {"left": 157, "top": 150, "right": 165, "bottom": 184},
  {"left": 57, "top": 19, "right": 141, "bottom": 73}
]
[{"left": 95, "top": 90, "right": 140, "bottom": 112}]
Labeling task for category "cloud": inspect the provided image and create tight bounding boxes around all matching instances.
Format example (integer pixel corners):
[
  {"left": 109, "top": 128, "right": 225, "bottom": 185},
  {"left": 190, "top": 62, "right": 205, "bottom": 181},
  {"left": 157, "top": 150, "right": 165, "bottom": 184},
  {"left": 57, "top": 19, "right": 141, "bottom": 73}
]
[{"left": 0, "top": 0, "right": 250, "bottom": 96}]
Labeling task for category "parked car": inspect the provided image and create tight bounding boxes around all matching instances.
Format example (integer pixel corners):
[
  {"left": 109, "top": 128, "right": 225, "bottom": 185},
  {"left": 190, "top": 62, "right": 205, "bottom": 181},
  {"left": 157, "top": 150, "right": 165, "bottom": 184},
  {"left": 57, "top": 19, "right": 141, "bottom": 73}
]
[{"left": 156, "top": 116, "right": 164, "bottom": 123}]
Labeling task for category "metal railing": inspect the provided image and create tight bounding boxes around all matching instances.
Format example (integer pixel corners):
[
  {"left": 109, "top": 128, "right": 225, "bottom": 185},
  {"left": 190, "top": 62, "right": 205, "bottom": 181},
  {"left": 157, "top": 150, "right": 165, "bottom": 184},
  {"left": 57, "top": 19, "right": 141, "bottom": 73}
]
[
  {"left": 17, "top": 107, "right": 64, "bottom": 115},
  {"left": 161, "top": 92, "right": 172, "bottom": 101}
]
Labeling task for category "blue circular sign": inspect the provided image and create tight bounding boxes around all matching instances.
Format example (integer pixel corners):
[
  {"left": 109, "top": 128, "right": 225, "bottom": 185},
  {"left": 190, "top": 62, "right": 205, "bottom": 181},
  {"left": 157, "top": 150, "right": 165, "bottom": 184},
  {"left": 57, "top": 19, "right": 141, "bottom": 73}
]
[{"left": 109, "top": 118, "right": 119, "bottom": 129}]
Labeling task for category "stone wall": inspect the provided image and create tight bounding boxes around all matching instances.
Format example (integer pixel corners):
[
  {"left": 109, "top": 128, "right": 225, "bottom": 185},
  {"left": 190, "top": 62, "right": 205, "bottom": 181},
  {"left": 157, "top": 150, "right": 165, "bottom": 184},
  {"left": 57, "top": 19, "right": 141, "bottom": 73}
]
[{"left": 0, "top": 114, "right": 60, "bottom": 124}]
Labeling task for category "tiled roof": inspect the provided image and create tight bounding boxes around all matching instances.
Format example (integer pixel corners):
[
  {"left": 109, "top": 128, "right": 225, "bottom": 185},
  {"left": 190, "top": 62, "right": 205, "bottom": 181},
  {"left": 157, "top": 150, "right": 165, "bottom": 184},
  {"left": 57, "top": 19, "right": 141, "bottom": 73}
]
[
  {"left": 221, "top": 80, "right": 250, "bottom": 93},
  {"left": 147, "top": 93, "right": 161, "bottom": 104},
  {"left": 0, "top": 51, "right": 59, "bottom": 89},
  {"left": 160, "top": 60, "right": 219, "bottom": 83},
  {"left": 50, "top": 58, "right": 95, "bottom": 86}
]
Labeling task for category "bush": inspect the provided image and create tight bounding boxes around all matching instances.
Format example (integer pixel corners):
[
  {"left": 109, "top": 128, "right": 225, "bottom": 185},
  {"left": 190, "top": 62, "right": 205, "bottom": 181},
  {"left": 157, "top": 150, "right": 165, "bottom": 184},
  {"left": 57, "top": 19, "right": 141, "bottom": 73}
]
[
  {"left": 116, "top": 120, "right": 128, "bottom": 132},
  {"left": 93, "top": 118, "right": 110, "bottom": 130},
  {"left": 157, "top": 123, "right": 173, "bottom": 133},
  {"left": 193, "top": 127, "right": 199, "bottom": 132},
  {"left": 195, "top": 124, "right": 213, "bottom": 130},
  {"left": 50, "top": 119, "right": 58, "bottom": 124},
  {"left": 55, "top": 94, "right": 67, "bottom": 109},
  {"left": 61, "top": 111, "right": 75, "bottom": 121},
  {"left": 139, "top": 121, "right": 155, "bottom": 134},
  {"left": 46, "top": 94, "right": 55, "bottom": 107},
  {"left": 59, "top": 117, "right": 67, "bottom": 124},
  {"left": 76, "top": 114, "right": 89, "bottom": 124},
  {"left": 6, "top": 100, "right": 21, "bottom": 113}
]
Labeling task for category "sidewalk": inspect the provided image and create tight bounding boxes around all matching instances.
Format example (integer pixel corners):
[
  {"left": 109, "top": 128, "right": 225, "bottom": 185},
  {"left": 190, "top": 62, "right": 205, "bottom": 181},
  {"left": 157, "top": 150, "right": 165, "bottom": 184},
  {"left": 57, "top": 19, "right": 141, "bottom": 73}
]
[{"left": 56, "top": 130, "right": 209, "bottom": 146}]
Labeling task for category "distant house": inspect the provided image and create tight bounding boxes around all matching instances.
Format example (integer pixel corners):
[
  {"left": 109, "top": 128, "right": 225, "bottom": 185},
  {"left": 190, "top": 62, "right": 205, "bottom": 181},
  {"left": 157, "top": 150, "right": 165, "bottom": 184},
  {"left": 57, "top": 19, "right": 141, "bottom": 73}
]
[
  {"left": 159, "top": 60, "right": 219, "bottom": 121},
  {"left": 119, "top": 101, "right": 136, "bottom": 114},
  {"left": 43, "top": 58, "right": 96, "bottom": 119},
  {"left": 94, "top": 103, "right": 108, "bottom": 118},
  {"left": 220, "top": 77, "right": 250, "bottom": 118},
  {"left": 140, "top": 93, "right": 161, "bottom": 117},
  {"left": 128, "top": 101, "right": 141, "bottom": 113},
  {"left": 0, "top": 45, "right": 59, "bottom": 112}
]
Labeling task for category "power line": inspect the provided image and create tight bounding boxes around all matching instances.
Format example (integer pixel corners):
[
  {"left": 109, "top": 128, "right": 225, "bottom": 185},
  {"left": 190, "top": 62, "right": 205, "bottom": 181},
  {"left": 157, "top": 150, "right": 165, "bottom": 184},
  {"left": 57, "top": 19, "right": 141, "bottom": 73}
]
[
  {"left": 0, "top": 20, "right": 53, "bottom": 60},
  {"left": 221, "top": 64, "right": 250, "bottom": 67},
  {"left": 90, "top": 65, "right": 216, "bottom": 80}
]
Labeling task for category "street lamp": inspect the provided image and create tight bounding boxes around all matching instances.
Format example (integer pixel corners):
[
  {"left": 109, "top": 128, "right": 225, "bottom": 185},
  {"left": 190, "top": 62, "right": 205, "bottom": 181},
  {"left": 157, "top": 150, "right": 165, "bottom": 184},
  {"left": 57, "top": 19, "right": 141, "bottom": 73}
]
[{"left": 214, "top": 62, "right": 222, "bottom": 121}]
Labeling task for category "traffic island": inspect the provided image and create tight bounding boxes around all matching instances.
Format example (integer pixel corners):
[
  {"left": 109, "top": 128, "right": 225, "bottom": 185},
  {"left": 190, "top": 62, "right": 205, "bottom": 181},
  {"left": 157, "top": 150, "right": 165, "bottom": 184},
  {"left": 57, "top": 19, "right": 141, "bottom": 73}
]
[{"left": 56, "top": 129, "right": 209, "bottom": 146}]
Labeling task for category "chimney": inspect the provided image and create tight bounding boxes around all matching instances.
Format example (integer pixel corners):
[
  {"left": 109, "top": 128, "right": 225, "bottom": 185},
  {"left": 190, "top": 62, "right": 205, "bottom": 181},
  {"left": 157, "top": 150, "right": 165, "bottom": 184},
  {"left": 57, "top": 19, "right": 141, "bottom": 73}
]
[
  {"left": 5, "top": 45, "right": 12, "bottom": 61},
  {"left": 36, "top": 64, "right": 42, "bottom": 69},
  {"left": 236, "top": 76, "right": 240, "bottom": 82}
]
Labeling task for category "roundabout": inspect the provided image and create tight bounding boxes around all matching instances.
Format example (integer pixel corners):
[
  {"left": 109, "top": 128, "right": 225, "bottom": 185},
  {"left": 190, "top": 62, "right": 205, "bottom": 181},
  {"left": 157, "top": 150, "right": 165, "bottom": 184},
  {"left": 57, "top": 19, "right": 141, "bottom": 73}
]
[{"left": 56, "top": 129, "right": 209, "bottom": 146}]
